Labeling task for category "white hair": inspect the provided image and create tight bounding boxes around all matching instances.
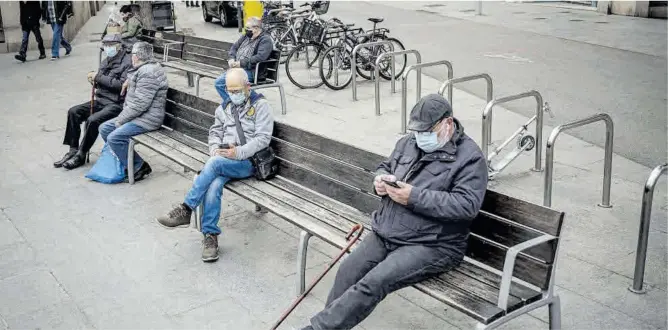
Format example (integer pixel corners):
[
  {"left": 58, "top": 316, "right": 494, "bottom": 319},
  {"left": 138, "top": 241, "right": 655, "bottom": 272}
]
[
  {"left": 247, "top": 16, "right": 262, "bottom": 28},
  {"left": 132, "top": 42, "right": 153, "bottom": 62}
]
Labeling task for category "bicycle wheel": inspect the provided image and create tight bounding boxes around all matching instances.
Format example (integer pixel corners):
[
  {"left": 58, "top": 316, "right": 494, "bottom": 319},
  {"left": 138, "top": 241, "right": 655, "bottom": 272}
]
[
  {"left": 319, "top": 45, "right": 354, "bottom": 90},
  {"left": 285, "top": 43, "right": 327, "bottom": 89},
  {"left": 376, "top": 37, "right": 407, "bottom": 80},
  {"left": 267, "top": 25, "right": 296, "bottom": 64}
]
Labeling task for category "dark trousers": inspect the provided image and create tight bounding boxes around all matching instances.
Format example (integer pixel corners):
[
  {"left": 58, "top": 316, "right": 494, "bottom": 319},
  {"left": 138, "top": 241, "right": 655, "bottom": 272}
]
[
  {"left": 310, "top": 232, "right": 459, "bottom": 330},
  {"left": 63, "top": 101, "right": 122, "bottom": 153},
  {"left": 19, "top": 25, "right": 45, "bottom": 56}
]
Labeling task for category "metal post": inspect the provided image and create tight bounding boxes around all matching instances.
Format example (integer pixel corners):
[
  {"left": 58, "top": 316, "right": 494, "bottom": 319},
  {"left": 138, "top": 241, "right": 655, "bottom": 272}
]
[
  {"left": 439, "top": 74, "right": 493, "bottom": 132},
  {"left": 482, "top": 91, "right": 544, "bottom": 170},
  {"left": 477, "top": 0, "right": 483, "bottom": 15},
  {"left": 543, "top": 113, "right": 614, "bottom": 208},
  {"left": 351, "top": 40, "right": 395, "bottom": 101},
  {"left": 194, "top": 74, "right": 201, "bottom": 97},
  {"left": 374, "top": 49, "right": 420, "bottom": 116},
  {"left": 128, "top": 140, "right": 136, "bottom": 185},
  {"left": 237, "top": 1, "right": 243, "bottom": 33},
  {"left": 629, "top": 163, "right": 667, "bottom": 294},
  {"left": 400, "top": 60, "right": 452, "bottom": 134}
]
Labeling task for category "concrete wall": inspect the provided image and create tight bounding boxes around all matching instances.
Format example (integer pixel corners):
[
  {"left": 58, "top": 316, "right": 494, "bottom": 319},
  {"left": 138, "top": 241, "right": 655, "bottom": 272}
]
[
  {"left": 0, "top": 1, "right": 105, "bottom": 54},
  {"left": 597, "top": 1, "right": 653, "bottom": 17}
]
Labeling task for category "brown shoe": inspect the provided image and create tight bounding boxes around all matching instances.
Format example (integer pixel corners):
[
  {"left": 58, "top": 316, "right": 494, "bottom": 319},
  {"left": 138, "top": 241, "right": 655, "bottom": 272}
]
[
  {"left": 202, "top": 234, "right": 219, "bottom": 262},
  {"left": 156, "top": 204, "right": 192, "bottom": 229}
]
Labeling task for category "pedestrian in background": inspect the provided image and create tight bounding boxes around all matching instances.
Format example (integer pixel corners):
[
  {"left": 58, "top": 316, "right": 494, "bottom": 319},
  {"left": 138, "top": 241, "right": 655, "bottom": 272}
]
[
  {"left": 186, "top": 1, "right": 200, "bottom": 8},
  {"left": 15, "top": 1, "right": 46, "bottom": 62},
  {"left": 41, "top": 0, "right": 73, "bottom": 60}
]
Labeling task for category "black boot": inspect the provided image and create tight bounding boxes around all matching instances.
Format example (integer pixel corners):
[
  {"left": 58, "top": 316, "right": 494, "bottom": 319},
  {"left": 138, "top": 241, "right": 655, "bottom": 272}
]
[
  {"left": 38, "top": 53, "right": 46, "bottom": 60},
  {"left": 128, "top": 162, "right": 153, "bottom": 182},
  {"left": 54, "top": 148, "right": 77, "bottom": 168},
  {"left": 62, "top": 151, "right": 86, "bottom": 170},
  {"left": 14, "top": 54, "right": 26, "bottom": 63}
]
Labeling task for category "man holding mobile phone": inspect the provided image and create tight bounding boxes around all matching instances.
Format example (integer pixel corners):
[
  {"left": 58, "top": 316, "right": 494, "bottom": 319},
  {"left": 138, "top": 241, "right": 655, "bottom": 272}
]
[{"left": 301, "top": 94, "right": 489, "bottom": 330}]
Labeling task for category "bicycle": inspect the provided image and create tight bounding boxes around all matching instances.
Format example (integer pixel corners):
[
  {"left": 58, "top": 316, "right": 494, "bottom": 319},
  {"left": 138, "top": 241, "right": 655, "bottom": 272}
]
[
  {"left": 283, "top": 18, "right": 334, "bottom": 89},
  {"left": 318, "top": 17, "right": 406, "bottom": 91},
  {"left": 265, "top": 1, "right": 329, "bottom": 64}
]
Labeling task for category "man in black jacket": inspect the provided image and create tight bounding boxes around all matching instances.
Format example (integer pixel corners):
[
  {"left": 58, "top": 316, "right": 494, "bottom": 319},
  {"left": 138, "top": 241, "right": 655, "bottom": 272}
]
[
  {"left": 15, "top": 1, "right": 46, "bottom": 62},
  {"left": 54, "top": 34, "right": 133, "bottom": 170},
  {"left": 41, "top": 0, "right": 73, "bottom": 60},
  {"left": 301, "top": 94, "right": 489, "bottom": 330}
]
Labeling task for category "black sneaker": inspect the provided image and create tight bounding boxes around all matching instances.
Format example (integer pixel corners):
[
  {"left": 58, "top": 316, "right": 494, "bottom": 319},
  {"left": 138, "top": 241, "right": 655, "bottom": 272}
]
[
  {"left": 202, "top": 234, "right": 219, "bottom": 262},
  {"left": 50, "top": 56, "right": 59, "bottom": 61},
  {"left": 65, "top": 48, "right": 72, "bottom": 56},
  {"left": 14, "top": 54, "right": 26, "bottom": 62},
  {"left": 38, "top": 54, "right": 47, "bottom": 60},
  {"left": 156, "top": 204, "right": 192, "bottom": 229},
  {"left": 131, "top": 162, "right": 152, "bottom": 182}
]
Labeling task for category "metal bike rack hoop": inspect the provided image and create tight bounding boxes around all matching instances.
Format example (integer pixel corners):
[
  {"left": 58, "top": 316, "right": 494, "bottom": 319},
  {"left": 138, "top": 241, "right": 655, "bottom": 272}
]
[
  {"left": 482, "top": 90, "right": 544, "bottom": 170},
  {"left": 350, "top": 40, "right": 395, "bottom": 101},
  {"left": 374, "top": 49, "right": 421, "bottom": 116},
  {"left": 400, "top": 60, "right": 452, "bottom": 134},
  {"left": 629, "top": 163, "right": 667, "bottom": 294},
  {"left": 439, "top": 73, "right": 493, "bottom": 142},
  {"left": 543, "top": 113, "right": 614, "bottom": 208}
]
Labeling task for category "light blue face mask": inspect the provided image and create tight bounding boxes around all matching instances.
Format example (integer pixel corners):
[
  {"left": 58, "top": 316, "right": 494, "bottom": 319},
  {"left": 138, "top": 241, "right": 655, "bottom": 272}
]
[
  {"left": 229, "top": 91, "right": 247, "bottom": 105},
  {"left": 104, "top": 46, "right": 118, "bottom": 58},
  {"left": 414, "top": 121, "right": 451, "bottom": 153}
]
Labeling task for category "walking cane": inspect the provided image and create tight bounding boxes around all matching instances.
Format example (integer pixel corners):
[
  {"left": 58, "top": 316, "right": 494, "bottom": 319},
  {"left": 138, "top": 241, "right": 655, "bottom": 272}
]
[
  {"left": 270, "top": 224, "right": 365, "bottom": 330},
  {"left": 86, "top": 82, "right": 95, "bottom": 163}
]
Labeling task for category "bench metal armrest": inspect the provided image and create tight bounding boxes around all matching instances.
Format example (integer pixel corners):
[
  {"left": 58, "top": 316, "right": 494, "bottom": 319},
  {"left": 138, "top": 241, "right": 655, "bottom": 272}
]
[
  {"left": 253, "top": 59, "right": 279, "bottom": 84},
  {"left": 497, "top": 234, "right": 556, "bottom": 310},
  {"left": 162, "top": 40, "right": 185, "bottom": 62}
]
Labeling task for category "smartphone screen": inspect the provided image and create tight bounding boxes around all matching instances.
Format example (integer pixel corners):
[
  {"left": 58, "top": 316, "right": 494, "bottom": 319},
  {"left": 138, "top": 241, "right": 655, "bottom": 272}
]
[
  {"left": 382, "top": 179, "right": 400, "bottom": 188},
  {"left": 219, "top": 143, "right": 230, "bottom": 149}
]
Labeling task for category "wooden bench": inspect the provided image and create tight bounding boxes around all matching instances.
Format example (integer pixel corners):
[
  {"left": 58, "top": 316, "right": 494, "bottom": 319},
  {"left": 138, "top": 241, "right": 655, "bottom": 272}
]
[{"left": 130, "top": 88, "right": 566, "bottom": 329}]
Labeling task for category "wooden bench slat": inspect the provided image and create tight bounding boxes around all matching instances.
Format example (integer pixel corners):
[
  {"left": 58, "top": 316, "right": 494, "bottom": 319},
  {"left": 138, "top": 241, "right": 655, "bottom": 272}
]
[
  {"left": 273, "top": 139, "right": 375, "bottom": 192},
  {"left": 166, "top": 100, "right": 215, "bottom": 130},
  {"left": 226, "top": 180, "right": 349, "bottom": 248},
  {"left": 144, "top": 131, "right": 208, "bottom": 163},
  {"left": 414, "top": 276, "right": 505, "bottom": 324},
  {"left": 184, "top": 44, "right": 228, "bottom": 60},
  {"left": 454, "top": 262, "right": 541, "bottom": 303},
  {"left": 482, "top": 190, "right": 565, "bottom": 237},
  {"left": 163, "top": 114, "right": 209, "bottom": 144},
  {"left": 274, "top": 122, "right": 386, "bottom": 172},
  {"left": 183, "top": 35, "right": 233, "bottom": 51},
  {"left": 267, "top": 177, "right": 373, "bottom": 224},
  {"left": 182, "top": 53, "right": 228, "bottom": 70},
  {"left": 466, "top": 236, "right": 552, "bottom": 289},
  {"left": 471, "top": 211, "right": 556, "bottom": 263},
  {"left": 132, "top": 134, "right": 203, "bottom": 171},
  {"left": 437, "top": 269, "right": 523, "bottom": 311},
  {"left": 278, "top": 161, "right": 381, "bottom": 215},
  {"left": 156, "top": 128, "right": 210, "bottom": 155},
  {"left": 168, "top": 88, "right": 219, "bottom": 116},
  {"left": 162, "top": 60, "right": 223, "bottom": 79}
]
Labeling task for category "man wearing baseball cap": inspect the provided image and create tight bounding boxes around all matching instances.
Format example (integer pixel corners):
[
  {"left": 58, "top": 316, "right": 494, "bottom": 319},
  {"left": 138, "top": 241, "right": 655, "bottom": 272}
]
[{"left": 303, "top": 94, "right": 488, "bottom": 330}]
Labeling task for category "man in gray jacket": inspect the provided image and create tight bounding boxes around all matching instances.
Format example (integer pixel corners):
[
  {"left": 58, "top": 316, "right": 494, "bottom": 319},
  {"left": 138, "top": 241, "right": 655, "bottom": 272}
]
[
  {"left": 56, "top": 34, "right": 132, "bottom": 170},
  {"left": 302, "top": 94, "right": 489, "bottom": 330},
  {"left": 99, "top": 41, "right": 168, "bottom": 182},
  {"left": 157, "top": 68, "right": 274, "bottom": 262}
]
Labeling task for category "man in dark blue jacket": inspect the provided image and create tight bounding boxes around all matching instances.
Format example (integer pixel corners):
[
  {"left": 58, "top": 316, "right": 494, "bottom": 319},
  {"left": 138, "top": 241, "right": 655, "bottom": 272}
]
[
  {"left": 214, "top": 16, "right": 273, "bottom": 104},
  {"left": 302, "top": 94, "right": 489, "bottom": 330},
  {"left": 15, "top": 1, "right": 46, "bottom": 62}
]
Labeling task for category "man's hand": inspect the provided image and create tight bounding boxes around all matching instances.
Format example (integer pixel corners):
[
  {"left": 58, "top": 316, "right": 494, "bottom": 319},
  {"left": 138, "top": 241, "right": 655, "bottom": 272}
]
[
  {"left": 373, "top": 174, "right": 396, "bottom": 196},
  {"left": 121, "top": 80, "right": 129, "bottom": 96},
  {"left": 215, "top": 145, "right": 237, "bottom": 159},
  {"left": 386, "top": 181, "right": 413, "bottom": 206},
  {"left": 230, "top": 60, "right": 240, "bottom": 68},
  {"left": 87, "top": 71, "right": 97, "bottom": 85}
]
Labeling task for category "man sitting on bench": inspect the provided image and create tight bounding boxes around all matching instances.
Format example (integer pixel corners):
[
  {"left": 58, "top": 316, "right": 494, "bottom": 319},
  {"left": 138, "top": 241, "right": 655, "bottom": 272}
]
[
  {"left": 157, "top": 68, "right": 275, "bottom": 262},
  {"left": 99, "top": 41, "right": 169, "bottom": 182},
  {"left": 301, "top": 94, "right": 489, "bottom": 330},
  {"left": 214, "top": 17, "right": 273, "bottom": 104}
]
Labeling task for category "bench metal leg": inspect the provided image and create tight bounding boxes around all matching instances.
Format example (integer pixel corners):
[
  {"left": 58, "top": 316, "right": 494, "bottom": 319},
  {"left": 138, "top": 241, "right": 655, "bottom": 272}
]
[
  {"left": 548, "top": 295, "right": 561, "bottom": 330},
  {"left": 187, "top": 72, "right": 194, "bottom": 87},
  {"left": 194, "top": 74, "right": 201, "bottom": 97},
  {"left": 296, "top": 230, "right": 313, "bottom": 296},
  {"left": 128, "top": 140, "right": 136, "bottom": 185},
  {"left": 277, "top": 83, "right": 287, "bottom": 115},
  {"left": 192, "top": 173, "right": 203, "bottom": 232}
]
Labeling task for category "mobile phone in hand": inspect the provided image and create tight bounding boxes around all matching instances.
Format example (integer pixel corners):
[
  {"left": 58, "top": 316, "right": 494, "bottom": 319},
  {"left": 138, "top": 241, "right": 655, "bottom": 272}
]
[
  {"left": 382, "top": 179, "right": 400, "bottom": 188},
  {"left": 218, "top": 143, "right": 230, "bottom": 149}
]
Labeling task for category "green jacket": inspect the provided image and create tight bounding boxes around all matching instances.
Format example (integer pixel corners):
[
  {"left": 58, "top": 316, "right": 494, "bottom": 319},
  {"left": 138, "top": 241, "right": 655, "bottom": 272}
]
[{"left": 121, "top": 16, "right": 142, "bottom": 39}]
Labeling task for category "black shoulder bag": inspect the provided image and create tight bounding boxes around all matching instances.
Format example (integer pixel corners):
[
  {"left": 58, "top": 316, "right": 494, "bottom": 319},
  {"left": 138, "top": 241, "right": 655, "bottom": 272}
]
[{"left": 231, "top": 104, "right": 278, "bottom": 180}]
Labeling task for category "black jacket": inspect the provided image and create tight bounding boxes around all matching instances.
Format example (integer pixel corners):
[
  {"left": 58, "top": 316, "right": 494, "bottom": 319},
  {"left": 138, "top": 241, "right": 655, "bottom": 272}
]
[
  {"left": 41, "top": 1, "right": 73, "bottom": 24},
  {"left": 19, "top": 1, "right": 42, "bottom": 29},
  {"left": 372, "top": 119, "right": 488, "bottom": 257},
  {"left": 229, "top": 31, "right": 273, "bottom": 72},
  {"left": 95, "top": 50, "right": 133, "bottom": 106}
]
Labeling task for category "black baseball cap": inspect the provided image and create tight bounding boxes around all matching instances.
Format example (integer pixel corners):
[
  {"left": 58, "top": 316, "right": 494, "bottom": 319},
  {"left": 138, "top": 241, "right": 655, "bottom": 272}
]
[{"left": 407, "top": 94, "right": 453, "bottom": 132}]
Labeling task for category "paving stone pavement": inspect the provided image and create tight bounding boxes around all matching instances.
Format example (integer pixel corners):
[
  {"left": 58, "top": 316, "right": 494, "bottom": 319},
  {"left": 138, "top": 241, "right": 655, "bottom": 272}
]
[{"left": 0, "top": 2, "right": 665, "bottom": 329}]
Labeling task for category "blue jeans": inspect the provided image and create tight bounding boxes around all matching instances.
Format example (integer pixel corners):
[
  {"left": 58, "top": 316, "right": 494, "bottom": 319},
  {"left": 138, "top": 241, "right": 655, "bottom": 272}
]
[
  {"left": 184, "top": 156, "right": 254, "bottom": 235},
  {"left": 50, "top": 23, "right": 72, "bottom": 57},
  {"left": 99, "top": 120, "right": 148, "bottom": 171},
  {"left": 214, "top": 69, "right": 254, "bottom": 105}
]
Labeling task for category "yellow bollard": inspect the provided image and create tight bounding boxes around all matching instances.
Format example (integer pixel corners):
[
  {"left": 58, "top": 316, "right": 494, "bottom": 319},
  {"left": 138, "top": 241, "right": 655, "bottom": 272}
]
[{"left": 242, "top": 0, "right": 264, "bottom": 29}]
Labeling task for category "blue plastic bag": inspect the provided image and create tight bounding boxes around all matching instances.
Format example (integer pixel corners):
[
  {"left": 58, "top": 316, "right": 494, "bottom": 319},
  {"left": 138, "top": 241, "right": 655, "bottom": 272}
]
[{"left": 85, "top": 144, "right": 126, "bottom": 184}]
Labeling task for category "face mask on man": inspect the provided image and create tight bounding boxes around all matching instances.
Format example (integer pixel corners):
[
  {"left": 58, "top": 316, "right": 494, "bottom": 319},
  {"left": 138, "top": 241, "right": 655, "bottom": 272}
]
[
  {"left": 229, "top": 90, "right": 247, "bottom": 105},
  {"left": 245, "top": 29, "right": 254, "bottom": 38},
  {"left": 104, "top": 45, "right": 118, "bottom": 58},
  {"left": 414, "top": 120, "right": 451, "bottom": 153}
]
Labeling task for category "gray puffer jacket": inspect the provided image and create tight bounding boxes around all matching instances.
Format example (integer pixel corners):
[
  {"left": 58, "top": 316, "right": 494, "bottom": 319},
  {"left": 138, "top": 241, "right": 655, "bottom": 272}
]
[
  {"left": 207, "top": 91, "right": 274, "bottom": 161},
  {"left": 115, "top": 61, "right": 168, "bottom": 130},
  {"left": 373, "top": 119, "right": 488, "bottom": 257}
]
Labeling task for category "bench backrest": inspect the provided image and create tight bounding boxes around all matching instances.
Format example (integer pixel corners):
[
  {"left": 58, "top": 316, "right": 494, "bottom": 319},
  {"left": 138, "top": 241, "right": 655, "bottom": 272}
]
[
  {"left": 254, "top": 50, "right": 281, "bottom": 84},
  {"left": 138, "top": 29, "right": 185, "bottom": 59},
  {"left": 164, "top": 88, "right": 565, "bottom": 291},
  {"left": 182, "top": 35, "right": 232, "bottom": 69}
]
